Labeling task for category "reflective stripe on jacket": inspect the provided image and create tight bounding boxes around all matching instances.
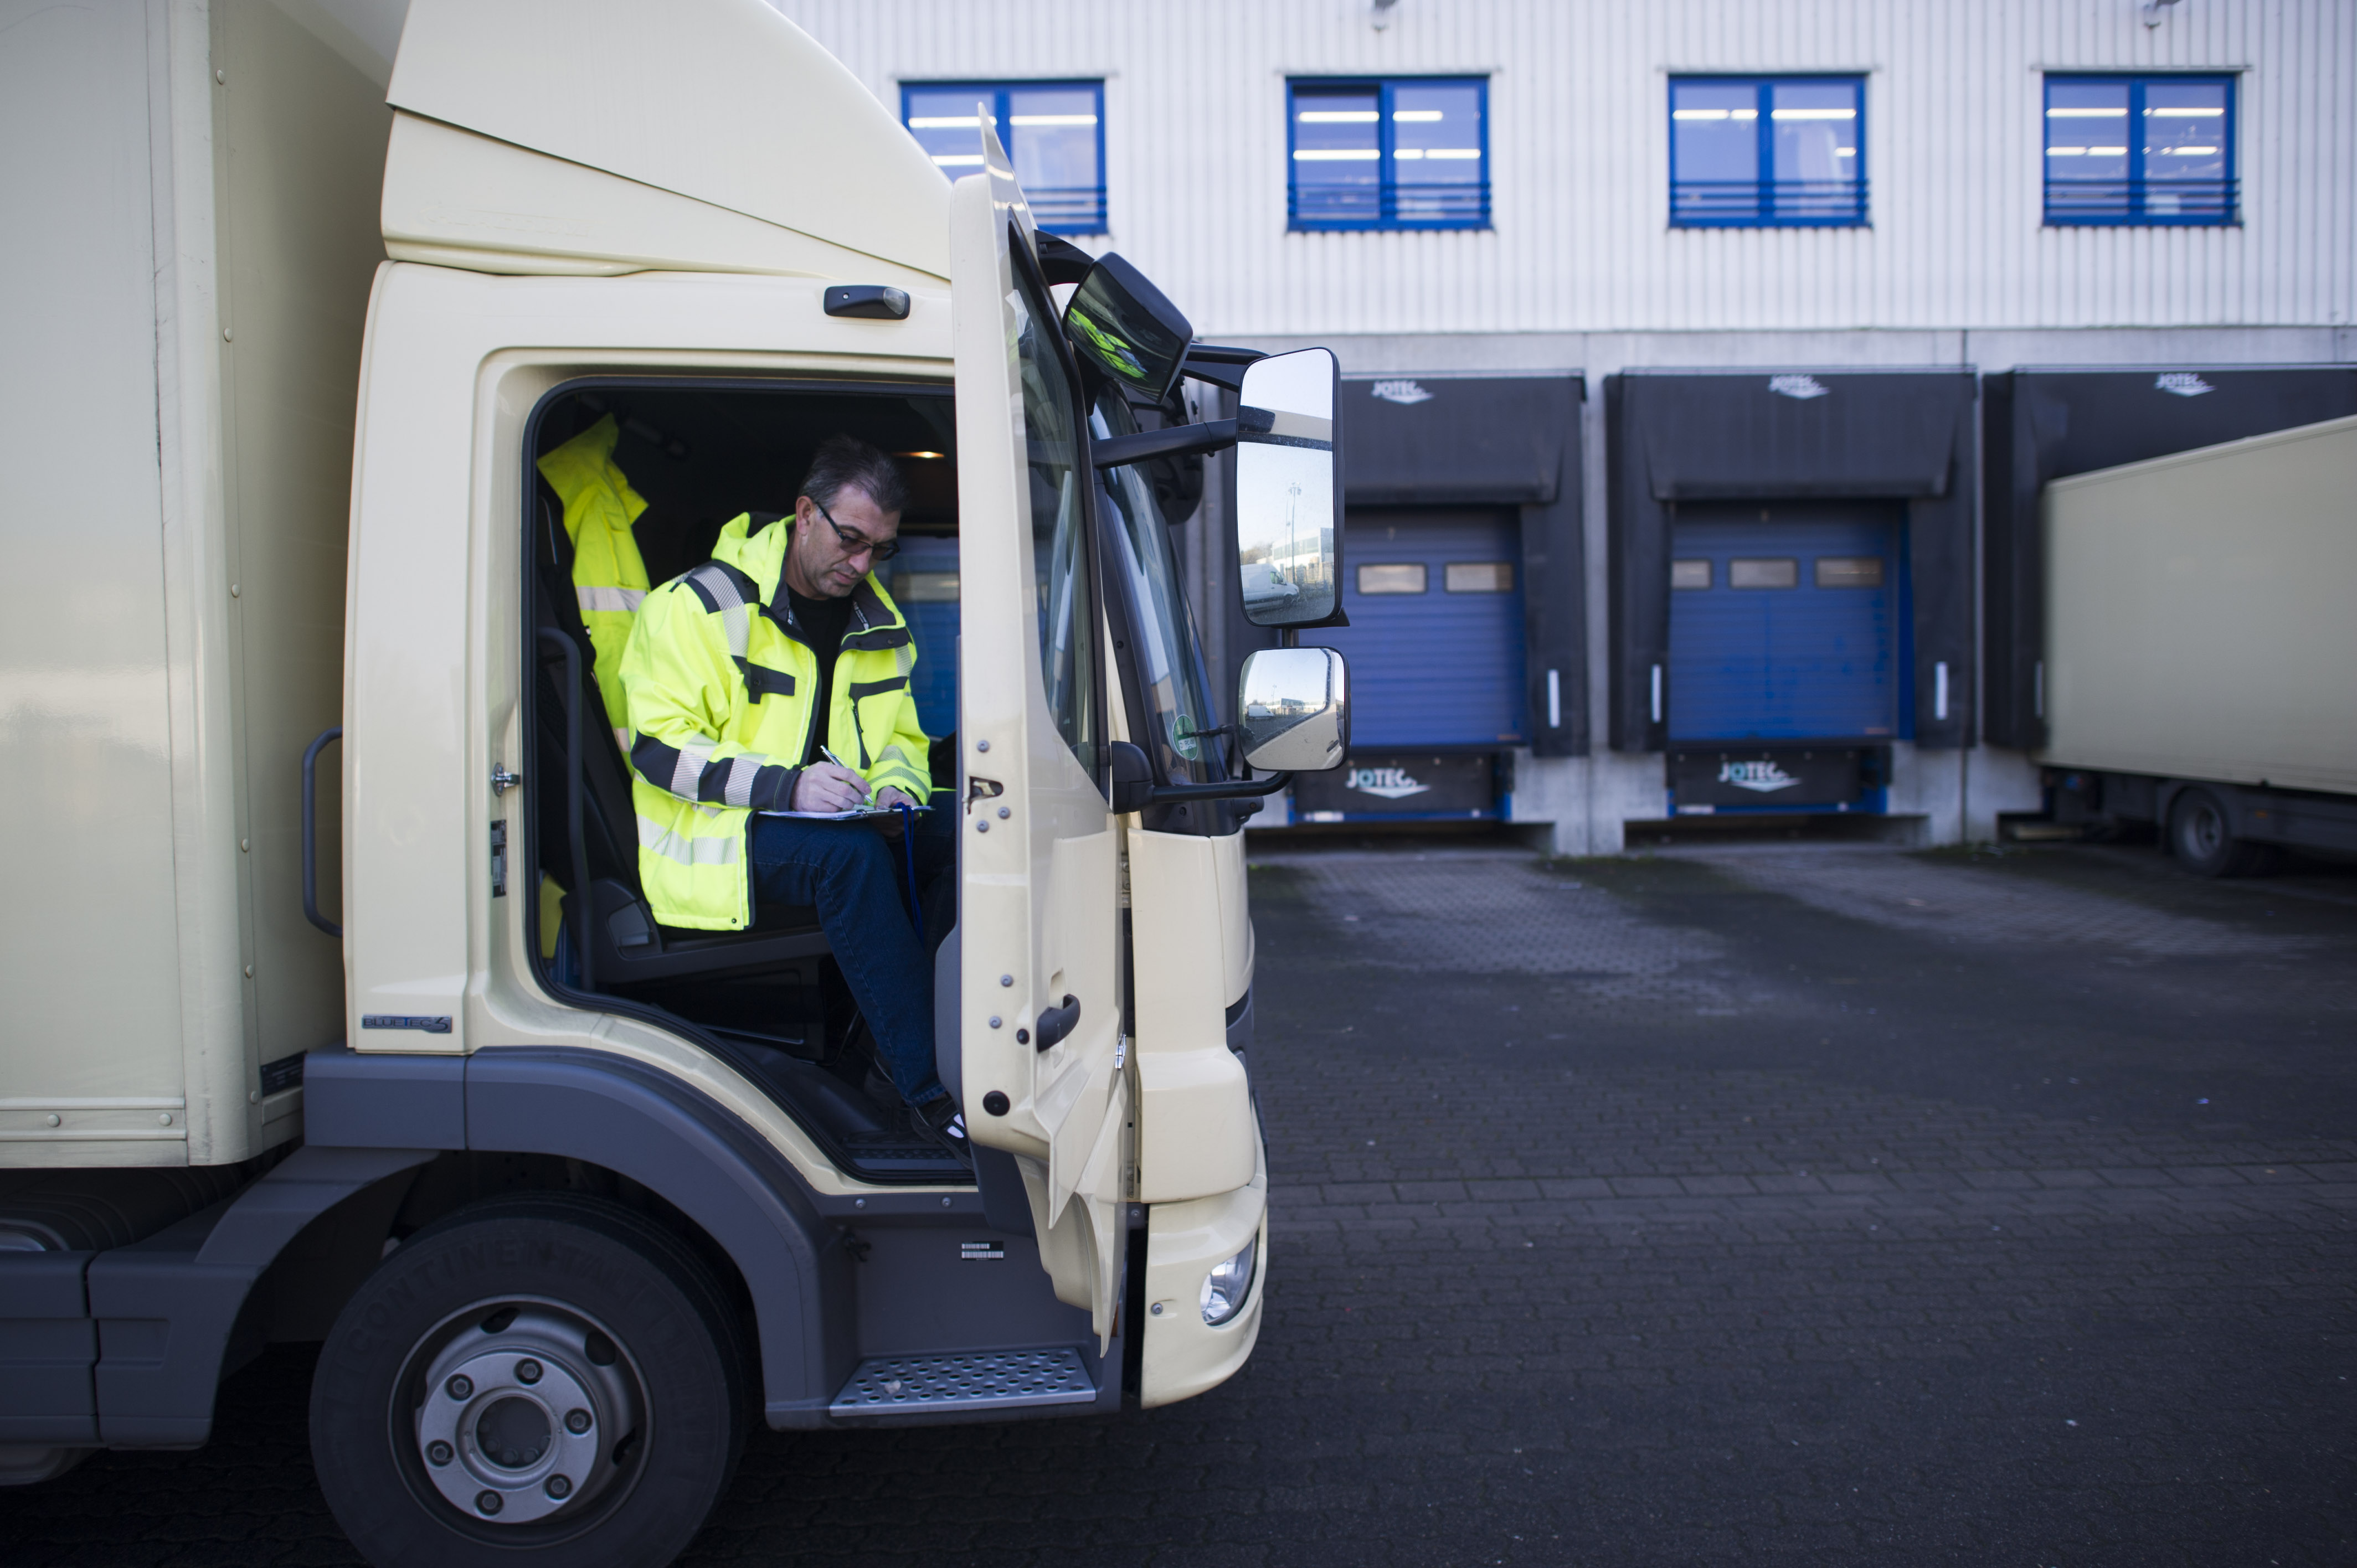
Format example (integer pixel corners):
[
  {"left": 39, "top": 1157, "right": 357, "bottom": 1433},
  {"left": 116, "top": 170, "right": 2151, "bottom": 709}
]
[
  {"left": 617, "top": 512, "right": 932, "bottom": 931},
  {"left": 535, "top": 414, "right": 651, "bottom": 741}
]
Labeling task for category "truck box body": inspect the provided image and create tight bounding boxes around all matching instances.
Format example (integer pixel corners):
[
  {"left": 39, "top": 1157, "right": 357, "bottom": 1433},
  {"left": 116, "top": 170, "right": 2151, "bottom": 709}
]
[
  {"left": 2039, "top": 415, "right": 2357, "bottom": 798},
  {"left": 1, "top": 1, "right": 388, "bottom": 1168}
]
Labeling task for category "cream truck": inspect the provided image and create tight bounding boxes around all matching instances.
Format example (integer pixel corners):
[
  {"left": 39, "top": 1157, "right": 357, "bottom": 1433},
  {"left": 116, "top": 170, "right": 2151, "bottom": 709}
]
[
  {"left": 2037, "top": 414, "right": 2357, "bottom": 874},
  {"left": 0, "top": 3, "right": 1351, "bottom": 1561}
]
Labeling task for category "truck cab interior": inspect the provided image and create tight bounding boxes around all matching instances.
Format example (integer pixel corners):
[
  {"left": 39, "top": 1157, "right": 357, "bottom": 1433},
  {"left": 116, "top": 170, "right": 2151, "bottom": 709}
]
[{"left": 525, "top": 380, "right": 971, "bottom": 1185}]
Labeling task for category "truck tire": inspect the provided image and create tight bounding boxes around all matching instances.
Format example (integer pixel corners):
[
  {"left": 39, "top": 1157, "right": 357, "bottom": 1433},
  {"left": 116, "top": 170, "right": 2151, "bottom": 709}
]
[
  {"left": 310, "top": 1194, "right": 747, "bottom": 1568},
  {"left": 2168, "top": 787, "right": 2277, "bottom": 878}
]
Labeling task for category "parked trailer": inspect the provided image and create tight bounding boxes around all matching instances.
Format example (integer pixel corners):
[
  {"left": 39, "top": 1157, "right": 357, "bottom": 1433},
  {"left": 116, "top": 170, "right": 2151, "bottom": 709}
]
[
  {"left": 0, "top": 2, "right": 1354, "bottom": 1560},
  {"left": 2039, "top": 413, "right": 2357, "bottom": 874}
]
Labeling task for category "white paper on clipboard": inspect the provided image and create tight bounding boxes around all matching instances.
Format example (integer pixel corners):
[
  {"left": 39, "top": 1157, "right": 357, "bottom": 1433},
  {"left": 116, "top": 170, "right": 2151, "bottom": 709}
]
[{"left": 756, "top": 803, "right": 934, "bottom": 821}]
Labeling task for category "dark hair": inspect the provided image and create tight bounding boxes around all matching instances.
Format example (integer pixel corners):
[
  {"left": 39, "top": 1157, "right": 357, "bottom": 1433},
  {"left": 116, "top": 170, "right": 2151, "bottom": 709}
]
[{"left": 799, "top": 434, "right": 909, "bottom": 517}]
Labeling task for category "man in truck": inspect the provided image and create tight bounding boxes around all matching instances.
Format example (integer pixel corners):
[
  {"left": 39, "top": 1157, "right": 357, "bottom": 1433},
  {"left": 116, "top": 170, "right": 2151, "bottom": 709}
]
[{"left": 618, "top": 436, "right": 964, "bottom": 1151}]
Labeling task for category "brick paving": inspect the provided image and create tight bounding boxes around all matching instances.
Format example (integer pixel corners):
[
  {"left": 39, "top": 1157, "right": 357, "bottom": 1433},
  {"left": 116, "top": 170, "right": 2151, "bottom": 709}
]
[{"left": 8, "top": 840, "right": 2355, "bottom": 1565}]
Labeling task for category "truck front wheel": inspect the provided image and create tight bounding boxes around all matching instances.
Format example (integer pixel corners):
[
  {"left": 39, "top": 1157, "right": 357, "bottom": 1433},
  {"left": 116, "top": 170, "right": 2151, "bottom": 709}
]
[
  {"left": 310, "top": 1195, "right": 746, "bottom": 1568},
  {"left": 2169, "top": 786, "right": 2277, "bottom": 879}
]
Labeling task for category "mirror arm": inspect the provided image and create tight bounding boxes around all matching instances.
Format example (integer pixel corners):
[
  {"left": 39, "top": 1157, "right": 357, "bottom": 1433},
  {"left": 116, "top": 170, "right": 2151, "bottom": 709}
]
[
  {"left": 1176, "top": 343, "right": 1265, "bottom": 392},
  {"left": 1176, "top": 362, "right": 1246, "bottom": 393},
  {"left": 1109, "top": 739, "right": 1288, "bottom": 811},
  {"left": 1033, "top": 233, "right": 1097, "bottom": 287},
  {"left": 1146, "top": 772, "right": 1293, "bottom": 805},
  {"left": 1092, "top": 413, "right": 1269, "bottom": 468}
]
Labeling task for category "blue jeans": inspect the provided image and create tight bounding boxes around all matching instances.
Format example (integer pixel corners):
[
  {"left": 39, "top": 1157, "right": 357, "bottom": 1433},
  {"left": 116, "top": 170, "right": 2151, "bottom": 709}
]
[{"left": 748, "top": 815, "right": 944, "bottom": 1108}]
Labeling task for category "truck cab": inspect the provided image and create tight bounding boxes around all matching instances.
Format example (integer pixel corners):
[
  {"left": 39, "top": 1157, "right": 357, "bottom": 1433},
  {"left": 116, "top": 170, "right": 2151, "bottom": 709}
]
[{"left": 0, "top": 5, "right": 1350, "bottom": 1562}]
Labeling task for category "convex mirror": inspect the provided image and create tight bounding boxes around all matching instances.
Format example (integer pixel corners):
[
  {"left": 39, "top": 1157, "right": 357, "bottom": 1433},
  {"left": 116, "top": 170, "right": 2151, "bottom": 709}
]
[
  {"left": 1062, "top": 253, "right": 1192, "bottom": 406},
  {"left": 1233, "top": 348, "right": 1340, "bottom": 628},
  {"left": 1236, "top": 647, "right": 1349, "bottom": 773}
]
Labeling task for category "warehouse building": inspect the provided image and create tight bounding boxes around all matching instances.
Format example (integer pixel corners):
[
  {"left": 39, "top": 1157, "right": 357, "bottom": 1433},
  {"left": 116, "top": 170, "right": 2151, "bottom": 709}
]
[{"left": 778, "top": 0, "right": 2357, "bottom": 850}]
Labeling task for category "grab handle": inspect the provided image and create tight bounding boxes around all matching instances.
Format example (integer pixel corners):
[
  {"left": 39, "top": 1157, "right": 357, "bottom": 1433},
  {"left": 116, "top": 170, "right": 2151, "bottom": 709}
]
[
  {"left": 1034, "top": 994, "right": 1081, "bottom": 1053},
  {"left": 537, "top": 629, "right": 594, "bottom": 989},
  {"left": 301, "top": 726, "right": 343, "bottom": 938}
]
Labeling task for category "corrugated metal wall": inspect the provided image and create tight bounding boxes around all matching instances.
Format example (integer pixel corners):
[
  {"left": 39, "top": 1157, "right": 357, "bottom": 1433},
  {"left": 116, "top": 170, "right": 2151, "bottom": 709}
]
[{"left": 775, "top": 0, "right": 2354, "bottom": 337}]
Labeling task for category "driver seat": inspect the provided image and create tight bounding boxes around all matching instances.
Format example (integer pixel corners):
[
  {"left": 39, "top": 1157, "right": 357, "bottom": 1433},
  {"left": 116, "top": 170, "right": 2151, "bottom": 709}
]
[{"left": 533, "top": 500, "right": 830, "bottom": 987}]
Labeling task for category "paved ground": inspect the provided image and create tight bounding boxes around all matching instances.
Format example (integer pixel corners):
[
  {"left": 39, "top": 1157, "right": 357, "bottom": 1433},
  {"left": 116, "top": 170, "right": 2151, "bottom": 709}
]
[{"left": 10, "top": 838, "right": 2356, "bottom": 1565}]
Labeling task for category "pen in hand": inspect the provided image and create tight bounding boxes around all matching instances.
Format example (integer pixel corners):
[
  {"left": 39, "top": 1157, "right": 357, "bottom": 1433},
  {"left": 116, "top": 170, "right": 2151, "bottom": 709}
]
[{"left": 819, "top": 746, "right": 872, "bottom": 809}]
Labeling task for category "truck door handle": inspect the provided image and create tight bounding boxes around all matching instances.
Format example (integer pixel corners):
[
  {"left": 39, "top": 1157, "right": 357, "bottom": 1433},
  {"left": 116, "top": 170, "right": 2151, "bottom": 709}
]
[
  {"left": 1035, "top": 994, "right": 1081, "bottom": 1051},
  {"left": 301, "top": 726, "right": 343, "bottom": 938}
]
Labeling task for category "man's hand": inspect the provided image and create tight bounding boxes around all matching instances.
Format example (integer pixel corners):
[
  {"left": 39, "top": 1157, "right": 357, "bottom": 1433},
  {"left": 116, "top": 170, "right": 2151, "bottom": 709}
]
[
  {"left": 791, "top": 762, "right": 871, "bottom": 813},
  {"left": 866, "top": 784, "right": 918, "bottom": 831}
]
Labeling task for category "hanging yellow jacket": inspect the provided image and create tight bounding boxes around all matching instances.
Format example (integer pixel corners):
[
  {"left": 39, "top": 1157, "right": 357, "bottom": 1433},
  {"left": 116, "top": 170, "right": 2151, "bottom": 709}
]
[
  {"left": 536, "top": 414, "right": 651, "bottom": 744},
  {"left": 618, "top": 513, "right": 932, "bottom": 931}
]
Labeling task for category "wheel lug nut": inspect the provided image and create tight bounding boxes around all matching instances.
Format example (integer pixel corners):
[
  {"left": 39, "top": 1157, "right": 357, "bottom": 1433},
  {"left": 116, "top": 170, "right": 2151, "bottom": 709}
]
[
  {"left": 426, "top": 1440, "right": 453, "bottom": 1466},
  {"left": 565, "top": 1409, "right": 592, "bottom": 1435},
  {"left": 446, "top": 1375, "right": 472, "bottom": 1400},
  {"left": 514, "top": 1358, "right": 542, "bottom": 1385},
  {"left": 476, "top": 1490, "right": 502, "bottom": 1516},
  {"left": 544, "top": 1474, "right": 572, "bottom": 1500}
]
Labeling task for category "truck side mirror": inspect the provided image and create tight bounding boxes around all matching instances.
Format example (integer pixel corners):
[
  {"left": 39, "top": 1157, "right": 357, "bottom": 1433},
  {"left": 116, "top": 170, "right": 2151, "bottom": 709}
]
[
  {"left": 1237, "top": 647, "right": 1349, "bottom": 773},
  {"left": 1062, "top": 252, "right": 1192, "bottom": 405},
  {"left": 1233, "top": 348, "right": 1340, "bottom": 628}
]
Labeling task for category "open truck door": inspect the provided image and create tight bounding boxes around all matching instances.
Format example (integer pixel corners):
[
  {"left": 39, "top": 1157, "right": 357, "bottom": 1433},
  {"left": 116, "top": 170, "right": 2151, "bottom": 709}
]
[{"left": 950, "top": 126, "right": 1129, "bottom": 1341}]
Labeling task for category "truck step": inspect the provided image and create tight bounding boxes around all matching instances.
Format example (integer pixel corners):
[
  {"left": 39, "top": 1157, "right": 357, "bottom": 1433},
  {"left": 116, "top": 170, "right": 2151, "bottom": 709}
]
[{"left": 830, "top": 1348, "right": 1094, "bottom": 1416}]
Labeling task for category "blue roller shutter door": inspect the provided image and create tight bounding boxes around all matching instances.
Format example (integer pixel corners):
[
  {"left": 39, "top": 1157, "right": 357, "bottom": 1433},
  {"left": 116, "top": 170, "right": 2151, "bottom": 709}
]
[
  {"left": 1308, "top": 509, "right": 1527, "bottom": 747},
  {"left": 1668, "top": 513, "right": 1903, "bottom": 742},
  {"left": 883, "top": 536, "right": 960, "bottom": 738}
]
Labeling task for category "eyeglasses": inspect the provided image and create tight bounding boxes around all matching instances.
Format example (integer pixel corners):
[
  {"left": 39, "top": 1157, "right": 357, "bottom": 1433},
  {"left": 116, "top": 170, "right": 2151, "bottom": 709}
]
[{"left": 811, "top": 498, "right": 901, "bottom": 561}]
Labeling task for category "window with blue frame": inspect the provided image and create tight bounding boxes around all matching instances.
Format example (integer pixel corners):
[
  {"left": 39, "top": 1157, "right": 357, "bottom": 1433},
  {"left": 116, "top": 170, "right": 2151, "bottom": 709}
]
[
  {"left": 1669, "top": 76, "right": 1866, "bottom": 227},
  {"left": 902, "top": 80, "right": 1105, "bottom": 235},
  {"left": 2044, "top": 74, "right": 2236, "bottom": 226},
  {"left": 1288, "top": 78, "right": 1489, "bottom": 230}
]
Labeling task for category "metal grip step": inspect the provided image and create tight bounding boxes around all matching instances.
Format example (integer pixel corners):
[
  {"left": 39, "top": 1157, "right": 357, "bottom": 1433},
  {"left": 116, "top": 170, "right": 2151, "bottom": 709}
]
[{"left": 830, "top": 1348, "right": 1095, "bottom": 1416}]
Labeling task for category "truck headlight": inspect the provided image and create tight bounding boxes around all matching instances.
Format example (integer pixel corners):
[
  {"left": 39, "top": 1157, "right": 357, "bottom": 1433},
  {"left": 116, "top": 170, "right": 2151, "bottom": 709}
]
[{"left": 1200, "top": 1238, "right": 1256, "bottom": 1326}]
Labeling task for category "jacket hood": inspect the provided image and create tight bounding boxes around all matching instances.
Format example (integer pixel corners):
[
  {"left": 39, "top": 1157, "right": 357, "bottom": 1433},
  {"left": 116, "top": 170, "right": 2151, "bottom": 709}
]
[
  {"left": 711, "top": 512, "right": 792, "bottom": 602},
  {"left": 535, "top": 414, "right": 648, "bottom": 529}
]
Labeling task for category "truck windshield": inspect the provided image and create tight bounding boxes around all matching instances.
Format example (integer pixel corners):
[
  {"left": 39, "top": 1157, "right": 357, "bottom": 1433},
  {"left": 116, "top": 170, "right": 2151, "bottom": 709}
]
[{"left": 1091, "top": 394, "right": 1224, "bottom": 786}]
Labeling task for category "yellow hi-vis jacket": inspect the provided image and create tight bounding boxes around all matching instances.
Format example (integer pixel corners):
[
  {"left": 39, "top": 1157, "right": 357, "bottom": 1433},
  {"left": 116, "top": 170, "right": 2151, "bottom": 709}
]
[
  {"left": 536, "top": 414, "right": 651, "bottom": 744},
  {"left": 618, "top": 513, "right": 932, "bottom": 931}
]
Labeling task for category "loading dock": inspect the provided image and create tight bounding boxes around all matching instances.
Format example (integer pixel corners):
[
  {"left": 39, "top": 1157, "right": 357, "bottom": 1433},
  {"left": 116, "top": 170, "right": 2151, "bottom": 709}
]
[
  {"left": 1607, "top": 370, "right": 1977, "bottom": 823},
  {"left": 1238, "top": 373, "right": 1582, "bottom": 826},
  {"left": 1295, "top": 506, "right": 1523, "bottom": 822},
  {"left": 1665, "top": 502, "right": 1905, "bottom": 814}
]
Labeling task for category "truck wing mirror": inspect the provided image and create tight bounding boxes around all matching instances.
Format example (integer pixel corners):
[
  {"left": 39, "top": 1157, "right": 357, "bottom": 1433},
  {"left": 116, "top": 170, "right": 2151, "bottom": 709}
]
[
  {"left": 1062, "top": 252, "right": 1192, "bottom": 406},
  {"left": 1232, "top": 348, "right": 1340, "bottom": 629},
  {"left": 1100, "top": 646, "right": 1351, "bottom": 811},
  {"left": 1236, "top": 647, "right": 1349, "bottom": 774}
]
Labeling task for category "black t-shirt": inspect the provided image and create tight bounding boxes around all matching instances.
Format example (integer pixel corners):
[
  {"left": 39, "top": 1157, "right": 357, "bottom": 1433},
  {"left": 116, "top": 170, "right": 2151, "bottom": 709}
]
[{"left": 785, "top": 586, "right": 853, "bottom": 766}]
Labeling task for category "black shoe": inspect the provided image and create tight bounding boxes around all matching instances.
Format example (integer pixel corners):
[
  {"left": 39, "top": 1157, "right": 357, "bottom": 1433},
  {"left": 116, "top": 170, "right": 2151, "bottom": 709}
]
[{"left": 911, "top": 1095, "right": 969, "bottom": 1160}]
